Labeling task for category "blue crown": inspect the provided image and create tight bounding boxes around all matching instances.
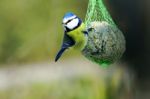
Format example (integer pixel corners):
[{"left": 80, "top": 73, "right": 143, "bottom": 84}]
[{"left": 63, "top": 12, "right": 76, "bottom": 19}]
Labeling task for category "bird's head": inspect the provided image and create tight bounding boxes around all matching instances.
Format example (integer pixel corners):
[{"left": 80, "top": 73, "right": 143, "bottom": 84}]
[{"left": 62, "top": 12, "right": 82, "bottom": 32}]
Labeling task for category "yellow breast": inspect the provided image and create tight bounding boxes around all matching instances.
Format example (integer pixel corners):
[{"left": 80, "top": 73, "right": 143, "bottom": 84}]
[{"left": 67, "top": 23, "right": 87, "bottom": 50}]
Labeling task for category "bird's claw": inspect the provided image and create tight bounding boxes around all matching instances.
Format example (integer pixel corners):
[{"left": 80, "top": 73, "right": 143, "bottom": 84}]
[{"left": 87, "top": 27, "right": 96, "bottom": 33}]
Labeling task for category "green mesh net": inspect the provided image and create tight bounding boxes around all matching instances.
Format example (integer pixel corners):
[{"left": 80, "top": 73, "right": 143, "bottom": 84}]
[
  {"left": 82, "top": 0, "right": 126, "bottom": 67},
  {"left": 85, "top": 0, "right": 115, "bottom": 26}
]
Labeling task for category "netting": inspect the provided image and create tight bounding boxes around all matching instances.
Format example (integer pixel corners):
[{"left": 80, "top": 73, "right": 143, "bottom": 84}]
[
  {"left": 82, "top": 0, "right": 126, "bottom": 67},
  {"left": 85, "top": 0, "right": 115, "bottom": 26}
]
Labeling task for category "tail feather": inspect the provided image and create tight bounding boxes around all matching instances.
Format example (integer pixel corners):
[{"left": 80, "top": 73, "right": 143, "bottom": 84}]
[
  {"left": 55, "top": 48, "right": 67, "bottom": 62},
  {"left": 55, "top": 33, "right": 75, "bottom": 62}
]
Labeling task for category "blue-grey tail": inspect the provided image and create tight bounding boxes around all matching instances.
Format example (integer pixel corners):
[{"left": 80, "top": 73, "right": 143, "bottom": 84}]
[
  {"left": 55, "top": 33, "right": 75, "bottom": 62},
  {"left": 55, "top": 48, "right": 67, "bottom": 62}
]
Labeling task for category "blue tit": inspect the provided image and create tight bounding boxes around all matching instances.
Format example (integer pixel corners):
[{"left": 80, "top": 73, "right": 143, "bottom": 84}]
[{"left": 55, "top": 12, "right": 89, "bottom": 62}]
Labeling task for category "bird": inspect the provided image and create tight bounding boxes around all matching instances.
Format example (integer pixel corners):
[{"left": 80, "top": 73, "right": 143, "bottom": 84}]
[{"left": 55, "top": 12, "right": 90, "bottom": 62}]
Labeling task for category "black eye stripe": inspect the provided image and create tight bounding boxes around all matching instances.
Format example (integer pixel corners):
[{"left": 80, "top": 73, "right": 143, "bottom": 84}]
[
  {"left": 65, "top": 17, "right": 77, "bottom": 24},
  {"left": 66, "top": 19, "right": 72, "bottom": 24}
]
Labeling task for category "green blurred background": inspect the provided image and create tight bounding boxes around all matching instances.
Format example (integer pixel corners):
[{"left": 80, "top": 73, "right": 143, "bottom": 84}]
[
  {"left": 0, "top": 0, "right": 149, "bottom": 99},
  {"left": 0, "top": 0, "right": 87, "bottom": 64}
]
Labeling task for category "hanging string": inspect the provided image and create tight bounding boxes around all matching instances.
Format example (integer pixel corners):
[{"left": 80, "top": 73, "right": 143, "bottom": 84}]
[{"left": 85, "top": 0, "right": 115, "bottom": 26}]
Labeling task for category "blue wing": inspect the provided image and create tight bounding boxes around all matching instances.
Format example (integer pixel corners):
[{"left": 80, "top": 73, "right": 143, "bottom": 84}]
[{"left": 55, "top": 33, "right": 75, "bottom": 62}]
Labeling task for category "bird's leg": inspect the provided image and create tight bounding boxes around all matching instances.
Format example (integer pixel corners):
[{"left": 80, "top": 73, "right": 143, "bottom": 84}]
[
  {"left": 82, "top": 27, "right": 95, "bottom": 35},
  {"left": 87, "top": 27, "right": 94, "bottom": 32},
  {"left": 82, "top": 30, "right": 88, "bottom": 35}
]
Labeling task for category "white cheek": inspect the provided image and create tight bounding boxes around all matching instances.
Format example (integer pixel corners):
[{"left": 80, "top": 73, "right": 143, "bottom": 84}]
[{"left": 67, "top": 18, "right": 79, "bottom": 29}]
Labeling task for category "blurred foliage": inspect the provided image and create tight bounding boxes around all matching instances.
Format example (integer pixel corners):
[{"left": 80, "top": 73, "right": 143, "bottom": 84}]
[
  {"left": 0, "top": 75, "right": 130, "bottom": 99},
  {"left": 0, "top": 0, "right": 88, "bottom": 64}
]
